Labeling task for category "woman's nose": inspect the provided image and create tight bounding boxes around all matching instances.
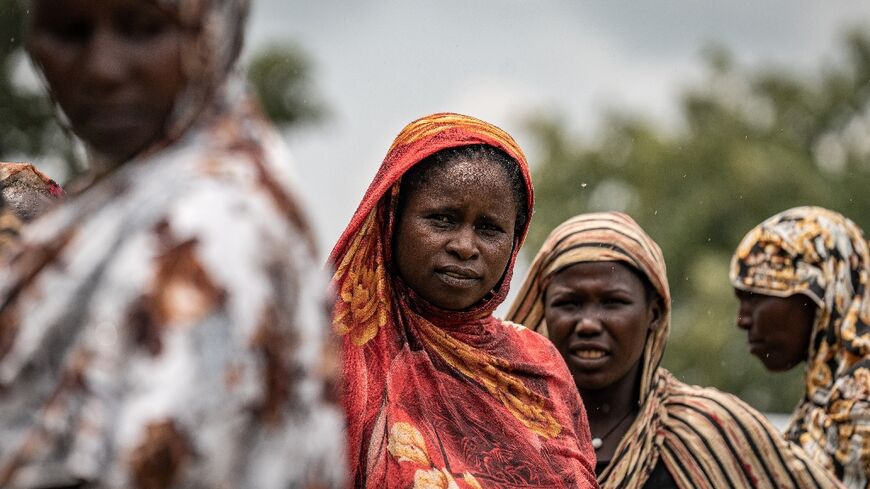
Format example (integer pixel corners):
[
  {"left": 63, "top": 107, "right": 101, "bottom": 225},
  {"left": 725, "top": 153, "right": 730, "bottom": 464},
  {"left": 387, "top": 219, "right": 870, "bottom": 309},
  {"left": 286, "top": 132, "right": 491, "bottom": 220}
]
[
  {"left": 574, "top": 314, "right": 603, "bottom": 335},
  {"left": 445, "top": 227, "right": 479, "bottom": 260},
  {"left": 82, "top": 28, "right": 128, "bottom": 90},
  {"left": 736, "top": 302, "right": 752, "bottom": 330}
]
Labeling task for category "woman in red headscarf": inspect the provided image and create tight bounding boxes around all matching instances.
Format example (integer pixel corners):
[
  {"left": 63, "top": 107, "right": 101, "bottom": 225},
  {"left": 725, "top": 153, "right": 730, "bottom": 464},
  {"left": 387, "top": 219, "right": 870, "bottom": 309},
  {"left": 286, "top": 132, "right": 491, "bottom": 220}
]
[{"left": 330, "top": 113, "right": 598, "bottom": 488}]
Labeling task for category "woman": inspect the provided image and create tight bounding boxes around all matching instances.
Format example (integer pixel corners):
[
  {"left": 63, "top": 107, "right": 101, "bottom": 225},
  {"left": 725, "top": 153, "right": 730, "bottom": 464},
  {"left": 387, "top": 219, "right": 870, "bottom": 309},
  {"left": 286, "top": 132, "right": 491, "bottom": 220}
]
[
  {"left": 0, "top": 1, "right": 344, "bottom": 488},
  {"left": 731, "top": 206, "right": 870, "bottom": 488},
  {"left": 508, "top": 211, "right": 841, "bottom": 488},
  {"left": 329, "top": 113, "right": 598, "bottom": 488}
]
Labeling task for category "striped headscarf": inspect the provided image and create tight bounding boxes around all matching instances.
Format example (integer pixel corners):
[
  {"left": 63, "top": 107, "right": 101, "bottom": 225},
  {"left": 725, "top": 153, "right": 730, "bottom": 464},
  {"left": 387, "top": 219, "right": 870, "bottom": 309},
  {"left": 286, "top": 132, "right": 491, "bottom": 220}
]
[
  {"left": 330, "top": 113, "right": 598, "bottom": 488},
  {"left": 510, "top": 212, "right": 841, "bottom": 488},
  {"left": 731, "top": 206, "right": 870, "bottom": 488}
]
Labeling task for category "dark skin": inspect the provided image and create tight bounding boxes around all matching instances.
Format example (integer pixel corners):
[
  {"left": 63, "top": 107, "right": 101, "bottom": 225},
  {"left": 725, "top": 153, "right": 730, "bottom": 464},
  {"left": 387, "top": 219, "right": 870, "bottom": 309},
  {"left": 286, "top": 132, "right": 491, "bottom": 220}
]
[
  {"left": 27, "top": 0, "right": 184, "bottom": 167},
  {"left": 393, "top": 157, "right": 518, "bottom": 311},
  {"left": 735, "top": 289, "right": 817, "bottom": 371},
  {"left": 544, "top": 261, "right": 662, "bottom": 463}
]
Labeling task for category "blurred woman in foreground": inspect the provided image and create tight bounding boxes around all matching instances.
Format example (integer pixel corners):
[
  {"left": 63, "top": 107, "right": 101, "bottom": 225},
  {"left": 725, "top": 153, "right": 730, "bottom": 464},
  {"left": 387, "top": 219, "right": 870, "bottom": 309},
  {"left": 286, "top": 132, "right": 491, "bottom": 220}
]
[
  {"left": 732, "top": 206, "right": 870, "bottom": 488},
  {"left": 0, "top": 1, "right": 344, "bottom": 487},
  {"left": 509, "top": 211, "right": 841, "bottom": 488}
]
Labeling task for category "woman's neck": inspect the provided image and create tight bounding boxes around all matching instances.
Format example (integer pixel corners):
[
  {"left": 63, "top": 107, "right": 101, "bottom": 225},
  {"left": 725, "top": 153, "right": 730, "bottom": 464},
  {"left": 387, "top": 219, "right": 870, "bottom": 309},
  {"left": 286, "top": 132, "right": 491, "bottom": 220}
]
[{"left": 579, "top": 360, "right": 643, "bottom": 462}]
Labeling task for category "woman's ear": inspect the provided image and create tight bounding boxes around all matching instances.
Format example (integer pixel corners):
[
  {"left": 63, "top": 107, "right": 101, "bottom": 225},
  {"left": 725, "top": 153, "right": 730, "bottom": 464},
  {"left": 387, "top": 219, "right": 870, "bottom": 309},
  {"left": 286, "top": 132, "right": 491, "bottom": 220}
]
[{"left": 648, "top": 297, "right": 664, "bottom": 332}]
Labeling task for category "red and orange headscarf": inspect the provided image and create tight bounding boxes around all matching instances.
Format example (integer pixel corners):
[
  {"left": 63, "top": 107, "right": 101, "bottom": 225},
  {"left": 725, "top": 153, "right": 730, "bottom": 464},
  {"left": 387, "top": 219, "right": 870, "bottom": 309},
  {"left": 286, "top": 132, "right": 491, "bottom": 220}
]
[{"left": 330, "top": 113, "right": 597, "bottom": 488}]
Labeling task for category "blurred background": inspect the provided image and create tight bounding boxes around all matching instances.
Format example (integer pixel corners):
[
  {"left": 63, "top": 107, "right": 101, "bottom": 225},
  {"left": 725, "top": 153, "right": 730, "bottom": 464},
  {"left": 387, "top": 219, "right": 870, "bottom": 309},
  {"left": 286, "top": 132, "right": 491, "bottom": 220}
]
[{"left": 2, "top": 0, "right": 869, "bottom": 414}]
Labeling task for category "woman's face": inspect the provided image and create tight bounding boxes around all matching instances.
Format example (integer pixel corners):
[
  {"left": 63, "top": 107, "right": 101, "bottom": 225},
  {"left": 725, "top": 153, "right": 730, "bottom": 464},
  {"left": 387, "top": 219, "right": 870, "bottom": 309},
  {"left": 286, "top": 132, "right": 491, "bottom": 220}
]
[
  {"left": 393, "top": 157, "right": 518, "bottom": 311},
  {"left": 28, "top": 0, "right": 184, "bottom": 163},
  {"left": 734, "top": 289, "right": 816, "bottom": 371},
  {"left": 545, "top": 261, "right": 661, "bottom": 391}
]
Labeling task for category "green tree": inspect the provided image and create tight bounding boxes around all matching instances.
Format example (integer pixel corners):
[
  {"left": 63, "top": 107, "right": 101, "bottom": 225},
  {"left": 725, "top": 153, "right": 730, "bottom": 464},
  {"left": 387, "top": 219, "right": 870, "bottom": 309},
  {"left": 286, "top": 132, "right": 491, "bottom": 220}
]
[
  {"left": 527, "top": 30, "right": 870, "bottom": 412},
  {"left": 0, "top": 1, "right": 58, "bottom": 159},
  {"left": 0, "top": 2, "right": 325, "bottom": 178},
  {"left": 247, "top": 42, "right": 327, "bottom": 128}
]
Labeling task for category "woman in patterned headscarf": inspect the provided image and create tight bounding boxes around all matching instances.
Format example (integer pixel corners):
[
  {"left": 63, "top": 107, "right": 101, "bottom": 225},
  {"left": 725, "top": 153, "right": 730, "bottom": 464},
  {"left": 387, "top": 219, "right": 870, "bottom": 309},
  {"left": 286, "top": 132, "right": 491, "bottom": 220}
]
[
  {"left": 329, "top": 112, "right": 598, "bottom": 488},
  {"left": 731, "top": 206, "right": 870, "bottom": 488},
  {"left": 0, "top": 1, "right": 344, "bottom": 488},
  {"left": 509, "top": 211, "right": 841, "bottom": 488}
]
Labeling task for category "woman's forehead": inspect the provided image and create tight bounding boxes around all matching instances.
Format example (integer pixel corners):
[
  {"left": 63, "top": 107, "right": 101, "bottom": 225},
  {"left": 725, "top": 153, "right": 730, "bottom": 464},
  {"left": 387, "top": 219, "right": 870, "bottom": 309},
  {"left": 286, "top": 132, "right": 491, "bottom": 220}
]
[
  {"left": 418, "top": 154, "right": 514, "bottom": 189},
  {"left": 429, "top": 157, "right": 511, "bottom": 183}
]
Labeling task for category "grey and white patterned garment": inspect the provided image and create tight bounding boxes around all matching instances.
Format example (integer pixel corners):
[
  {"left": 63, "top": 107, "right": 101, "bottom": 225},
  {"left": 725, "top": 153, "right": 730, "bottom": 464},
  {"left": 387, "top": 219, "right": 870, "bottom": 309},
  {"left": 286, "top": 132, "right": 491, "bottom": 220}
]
[{"left": 0, "top": 1, "right": 346, "bottom": 488}]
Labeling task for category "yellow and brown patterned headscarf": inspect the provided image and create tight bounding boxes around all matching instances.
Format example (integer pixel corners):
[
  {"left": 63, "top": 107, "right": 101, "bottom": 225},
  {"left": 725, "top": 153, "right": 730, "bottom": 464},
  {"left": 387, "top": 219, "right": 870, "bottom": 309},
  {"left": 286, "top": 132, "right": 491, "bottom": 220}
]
[
  {"left": 510, "top": 211, "right": 842, "bottom": 488},
  {"left": 731, "top": 206, "right": 870, "bottom": 488}
]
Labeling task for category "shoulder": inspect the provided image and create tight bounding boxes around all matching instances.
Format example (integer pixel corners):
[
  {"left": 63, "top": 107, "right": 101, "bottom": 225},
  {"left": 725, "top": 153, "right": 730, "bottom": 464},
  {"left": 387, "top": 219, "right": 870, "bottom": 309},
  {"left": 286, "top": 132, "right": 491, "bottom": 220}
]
[
  {"left": 657, "top": 369, "right": 844, "bottom": 488},
  {"left": 496, "top": 318, "right": 561, "bottom": 357},
  {"left": 1, "top": 154, "right": 319, "bottom": 334},
  {"left": 660, "top": 369, "right": 771, "bottom": 426},
  {"left": 492, "top": 318, "right": 578, "bottom": 397}
]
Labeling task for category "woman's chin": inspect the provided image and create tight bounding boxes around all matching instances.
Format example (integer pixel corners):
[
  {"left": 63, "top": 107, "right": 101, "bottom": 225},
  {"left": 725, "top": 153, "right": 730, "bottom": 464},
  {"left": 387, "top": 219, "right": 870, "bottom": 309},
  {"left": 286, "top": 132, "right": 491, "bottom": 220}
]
[{"left": 758, "top": 355, "right": 800, "bottom": 372}]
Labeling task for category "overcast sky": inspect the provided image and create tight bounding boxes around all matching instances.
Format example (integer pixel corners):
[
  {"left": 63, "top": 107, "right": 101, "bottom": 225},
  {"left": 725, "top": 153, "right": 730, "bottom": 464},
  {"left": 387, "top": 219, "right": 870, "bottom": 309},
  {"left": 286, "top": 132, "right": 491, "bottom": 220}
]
[{"left": 244, "top": 1, "right": 868, "bottom": 255}]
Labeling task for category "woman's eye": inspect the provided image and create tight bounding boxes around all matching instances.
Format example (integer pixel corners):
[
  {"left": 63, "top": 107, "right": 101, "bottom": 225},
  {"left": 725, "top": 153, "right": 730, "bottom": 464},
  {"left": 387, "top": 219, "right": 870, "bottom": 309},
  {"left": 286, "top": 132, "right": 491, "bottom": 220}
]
[
  {"left": 117, "top": 11, "right": 171, "bottom": 40},
  {"left": 476, "top": 222, "right": 504, "bottom": 235},
  {"left": 45, "top": 20, "right": 91, "bottom": 42},
  {"left": 120, "top": 20, "right": 164, "bottom": 39},
  {"left": 550, "top": 300, "right": 575, "bottom": 310},
  {"left": 426, "top": 215, "right": 452, "bottom": 227},
  {"left": 603, "top": 297, "right": 630, "bottom": 306}
]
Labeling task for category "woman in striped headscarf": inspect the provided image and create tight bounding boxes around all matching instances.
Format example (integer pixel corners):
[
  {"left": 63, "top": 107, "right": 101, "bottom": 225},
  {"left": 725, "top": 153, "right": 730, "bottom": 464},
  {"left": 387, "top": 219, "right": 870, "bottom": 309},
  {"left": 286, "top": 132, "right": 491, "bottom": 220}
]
[
  {"left": 330, "top": 113, "right": 598, "bottom": 488},
  {"left": 731, "top": 206, "right": 870, "bottom": 488},
  {"left": 508, "top": 211, "right": 840, "bottom": 488}
]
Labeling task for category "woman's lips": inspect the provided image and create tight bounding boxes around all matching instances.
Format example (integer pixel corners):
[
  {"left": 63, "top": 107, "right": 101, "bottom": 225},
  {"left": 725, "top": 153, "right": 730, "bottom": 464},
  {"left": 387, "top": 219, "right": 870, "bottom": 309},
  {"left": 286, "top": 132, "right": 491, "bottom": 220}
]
[
  {"left": 435, "top": 266, "right": 481, "bottom": 289},
  {"left": 575, "top": 349, "right": 606, "bottom": 360},
  {"left": 436, "top": 271, "right": 481, "bottom": 289},
  {"left": 748, "top": 340, "right": 766, "bottom": 355},
  {"left": 79, "top": 109, "right": 147, "bottom": 133},
  {"left": 568, "top": 344, "right": 610, "bottom": 368}
]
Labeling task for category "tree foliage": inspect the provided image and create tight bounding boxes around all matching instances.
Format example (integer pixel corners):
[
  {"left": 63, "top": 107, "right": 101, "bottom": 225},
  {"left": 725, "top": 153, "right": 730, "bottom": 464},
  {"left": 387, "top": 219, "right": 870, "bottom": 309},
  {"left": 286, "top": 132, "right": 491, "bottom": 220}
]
[
  {"left": 527, "top": 30, "right": 870, "bottom": 412},
  {"left": 247, "top": 42, "right": 327, "bottom": 128},
  {"left": 0, "top": 1, "right": 58, "bottom": 160}
]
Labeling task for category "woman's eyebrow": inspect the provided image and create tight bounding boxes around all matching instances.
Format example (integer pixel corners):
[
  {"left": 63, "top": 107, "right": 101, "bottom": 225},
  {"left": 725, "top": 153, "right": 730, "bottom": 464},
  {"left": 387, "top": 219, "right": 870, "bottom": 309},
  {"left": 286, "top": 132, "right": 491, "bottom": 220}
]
[{"left": 420, "top": 203, "right": 459, "bottom": 213}]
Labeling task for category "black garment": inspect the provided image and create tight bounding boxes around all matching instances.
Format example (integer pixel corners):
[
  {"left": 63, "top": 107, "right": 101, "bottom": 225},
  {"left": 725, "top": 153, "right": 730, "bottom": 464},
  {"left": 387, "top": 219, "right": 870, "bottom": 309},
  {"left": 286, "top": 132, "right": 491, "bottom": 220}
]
[{"left": 595, "top": 459, "right": 679, "bottom": 489}]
